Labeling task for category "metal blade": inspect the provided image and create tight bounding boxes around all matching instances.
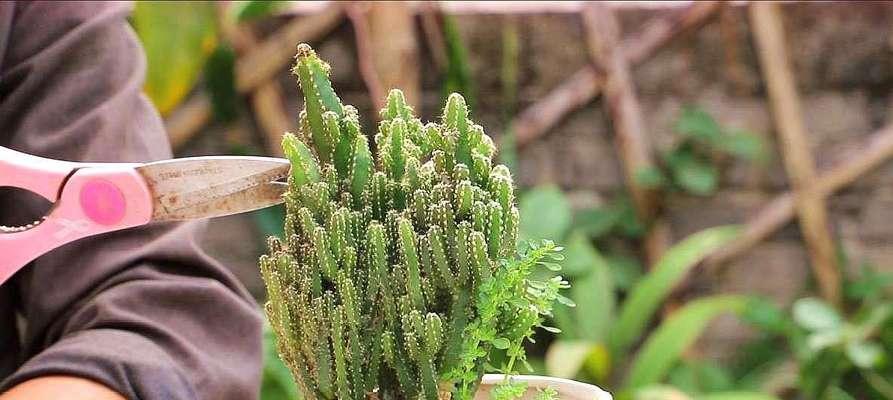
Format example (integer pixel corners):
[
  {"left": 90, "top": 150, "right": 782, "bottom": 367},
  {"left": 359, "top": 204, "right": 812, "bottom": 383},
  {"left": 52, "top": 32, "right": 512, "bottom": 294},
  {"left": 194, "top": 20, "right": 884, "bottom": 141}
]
[{"left": 136, "top": 156, "right": 290, "bottom": 221}]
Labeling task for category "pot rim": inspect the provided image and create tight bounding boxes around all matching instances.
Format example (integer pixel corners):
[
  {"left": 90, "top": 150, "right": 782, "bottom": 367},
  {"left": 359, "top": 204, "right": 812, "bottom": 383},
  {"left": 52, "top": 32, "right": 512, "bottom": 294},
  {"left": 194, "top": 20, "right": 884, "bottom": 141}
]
[{"left": 478, "top": 374, "right": 612, "bottom": 400}]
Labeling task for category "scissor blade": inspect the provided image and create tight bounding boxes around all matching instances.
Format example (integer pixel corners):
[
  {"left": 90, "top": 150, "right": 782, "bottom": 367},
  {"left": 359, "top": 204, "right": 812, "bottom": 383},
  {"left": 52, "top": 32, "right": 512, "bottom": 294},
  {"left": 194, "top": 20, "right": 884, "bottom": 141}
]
[{"left": 136, "top": 156, "right": 290, "bottom": 221}]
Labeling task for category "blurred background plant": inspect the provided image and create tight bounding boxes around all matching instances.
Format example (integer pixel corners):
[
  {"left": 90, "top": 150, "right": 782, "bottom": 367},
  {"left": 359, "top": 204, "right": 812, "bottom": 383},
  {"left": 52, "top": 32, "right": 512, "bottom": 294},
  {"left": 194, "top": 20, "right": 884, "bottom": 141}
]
[{"left": 130, "top": 1, "right": 893, "bottom": 399}]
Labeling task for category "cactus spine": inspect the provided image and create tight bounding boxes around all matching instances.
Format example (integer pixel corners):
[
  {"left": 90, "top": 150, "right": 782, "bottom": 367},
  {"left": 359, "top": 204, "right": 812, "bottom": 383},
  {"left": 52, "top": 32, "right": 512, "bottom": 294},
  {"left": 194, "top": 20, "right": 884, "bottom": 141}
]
[{"left": 261, "top": 44, "right": 563, "bottom": 400}]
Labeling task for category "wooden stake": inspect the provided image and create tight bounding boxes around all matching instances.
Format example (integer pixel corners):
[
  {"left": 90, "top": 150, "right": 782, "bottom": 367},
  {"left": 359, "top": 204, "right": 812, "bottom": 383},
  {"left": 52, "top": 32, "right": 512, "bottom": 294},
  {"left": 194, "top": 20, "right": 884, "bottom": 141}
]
[
  {"left": 366, "top": 1, "right": 421, "bottom": 110},
  {"left": 705, "top": 124, "right": 893, "bottom": 269},
  {"left": 750, "top": 2, "right": 841, "bottom": 305},
  {"left": 165, "top": 6, "right": 343, "bottom": 150},
  {"left": 235, "top": 6, "right": 343, "bottom": 93},
  {"left": 514, "top": 2, "right": 722, "bottom": 148},
  {"left": 345, "top": 4, "right": 387, "bottom": 112},
  {"left": 583, "top": 3, "right": 664, "bottom": 264}
]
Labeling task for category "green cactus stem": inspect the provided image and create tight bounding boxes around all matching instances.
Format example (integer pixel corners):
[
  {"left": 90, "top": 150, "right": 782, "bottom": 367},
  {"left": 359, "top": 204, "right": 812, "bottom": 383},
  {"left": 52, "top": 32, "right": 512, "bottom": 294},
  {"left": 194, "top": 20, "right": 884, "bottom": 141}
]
[{"left": 260, "top": 43, "right": 567, "bottom": 400}]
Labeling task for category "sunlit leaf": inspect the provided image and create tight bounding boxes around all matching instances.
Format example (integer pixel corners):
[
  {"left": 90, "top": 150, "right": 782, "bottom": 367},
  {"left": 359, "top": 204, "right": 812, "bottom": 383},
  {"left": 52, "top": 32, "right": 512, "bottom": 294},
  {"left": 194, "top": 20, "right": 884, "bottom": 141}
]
[
  {"left": 609, "top": 226, "right": 741, "bottom": 355},
  {"left": 792, "top": 297, "right": 842, "bottom": 332},
  {"left": 845, "top": 340, "right": 883, "bottom": 368},
  {"left": 492, "top": 338, "right": 511, "bottom": 350},
  {"left": 133, "top": 1, "right": 218, "bottom": 115},
  {"left": 545, "top": 340, "right": 594, "bottom": 379},
  {"left": 633, "top": 385, "right": 692, "bottom": 400},
  {"left": 625, "top": 295, "right": 749, "bottom": 390}
]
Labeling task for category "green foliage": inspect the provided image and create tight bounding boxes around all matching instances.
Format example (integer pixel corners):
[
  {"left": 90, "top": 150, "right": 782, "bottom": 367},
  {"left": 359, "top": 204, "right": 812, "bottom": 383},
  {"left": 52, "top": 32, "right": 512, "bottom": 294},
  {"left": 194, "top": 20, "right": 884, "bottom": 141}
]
[
  {"left": 263, "top": 323, "right": 301, "bottom": 400},
  {"left": 132, "top": 1, "right": 218, "bottom": 115},
  {"left": 498, "top": 18, "right": 520, "bottom": 175},
  {"left": 260, "top": 45, "right": 567, "bottom": 400},
  {"left": 624, "top": 296, "right": 749, "bottom": 390},
  {"left": 609, "top": 226, "right": 741, "bottom": 356},
  {"left": 442, "top": 15, "right": 475, "bottom": 110},
  {"left": 229, "top": 0, "right": 287, "bottom": 22},
  {"left": 205, "top": 44, "right": 240, "bottom": 123},
  {"left": 738, "top": 261, "right": 893, "bottom": 399},
  {"left": 638, "top": 107, "right": 766, "bottom": 196},
  {"left": 446, "top": 241, "right": 570, "bottom": 400},
  {"left": 534, "top": 224, "right": 779, "bottom": 400},
  {"left": 518, "top": 186, "right": 572, "bottom": 243}
]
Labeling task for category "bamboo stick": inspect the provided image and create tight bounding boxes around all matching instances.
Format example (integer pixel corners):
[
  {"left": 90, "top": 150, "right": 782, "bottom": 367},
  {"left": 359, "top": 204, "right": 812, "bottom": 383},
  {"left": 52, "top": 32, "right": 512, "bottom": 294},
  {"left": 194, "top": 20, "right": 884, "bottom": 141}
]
[
  {"left": 705, "top": 124, "right": 893, "bottom": 269},
  {"left": 583, "top": 3, "right": 665, "bottom": 265},
  {"left": 218, "top": 4, "right": 293, "bottom": 157},
  {"left": 166, "top": 94, "right": 213, "bottom": 150},
  {"left": 235, "top": 6, "right": 343, "bottom": 92},
  {"left": 165, "top": 6, "right": 343, "bottom": 150},
  {"left": 514, "top": 1, "right": 722, "bottom": 147},
  {"left": 749, "top": 2, "right": 841, "bottom": 305},
  {"left": 345, "top": 4, "right": 387, "bottom": 113},
  {"left": 366, "top": 2, "right": 421, "bottom": 110}
]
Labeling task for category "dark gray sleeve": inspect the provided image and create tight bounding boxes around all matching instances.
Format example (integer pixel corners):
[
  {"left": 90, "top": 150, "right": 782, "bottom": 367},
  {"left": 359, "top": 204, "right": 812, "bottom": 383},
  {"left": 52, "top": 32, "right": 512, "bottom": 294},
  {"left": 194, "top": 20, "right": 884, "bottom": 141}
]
[{"left": 0, "top": 2, "right": 262, "bottom": 399}]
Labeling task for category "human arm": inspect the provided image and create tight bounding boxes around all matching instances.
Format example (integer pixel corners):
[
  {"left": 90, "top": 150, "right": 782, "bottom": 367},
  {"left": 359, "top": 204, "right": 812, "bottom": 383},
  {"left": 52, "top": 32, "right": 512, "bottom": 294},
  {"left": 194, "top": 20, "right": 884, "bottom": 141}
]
[{"left": 0, "top": 1, "right": 262, "bottom": 399}]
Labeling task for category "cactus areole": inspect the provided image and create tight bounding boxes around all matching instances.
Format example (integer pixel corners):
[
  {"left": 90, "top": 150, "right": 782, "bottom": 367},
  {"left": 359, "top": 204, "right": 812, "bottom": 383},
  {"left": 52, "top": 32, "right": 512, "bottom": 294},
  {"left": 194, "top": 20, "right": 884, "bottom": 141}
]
[{"left": 260, "top": 44, "right": 569, "bottom": 400}]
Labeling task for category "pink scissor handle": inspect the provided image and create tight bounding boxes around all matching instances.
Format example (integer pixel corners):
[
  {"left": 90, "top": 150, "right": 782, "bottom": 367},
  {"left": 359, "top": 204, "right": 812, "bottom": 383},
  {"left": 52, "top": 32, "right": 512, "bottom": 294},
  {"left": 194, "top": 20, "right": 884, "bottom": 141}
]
[
  {"left": 0, "top": 146, "right": 79, "bottom": 201},
  {"left": 0, "top": 149, "right": 154, "bottom": 284}
]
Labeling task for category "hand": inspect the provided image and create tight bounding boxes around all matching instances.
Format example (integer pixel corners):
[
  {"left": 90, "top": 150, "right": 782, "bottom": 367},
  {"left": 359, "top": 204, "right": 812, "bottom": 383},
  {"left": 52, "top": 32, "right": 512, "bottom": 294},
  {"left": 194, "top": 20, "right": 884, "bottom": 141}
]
[{"left": 0, "top": 376, "right": 125, "bottom": 399}]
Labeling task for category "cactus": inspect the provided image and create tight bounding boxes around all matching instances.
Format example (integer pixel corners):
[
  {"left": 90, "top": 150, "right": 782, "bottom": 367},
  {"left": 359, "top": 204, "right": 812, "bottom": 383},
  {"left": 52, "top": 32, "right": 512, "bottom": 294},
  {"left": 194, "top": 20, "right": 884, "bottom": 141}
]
[{"left": 260, "top": 44, "right": 568, "bottom": 400}]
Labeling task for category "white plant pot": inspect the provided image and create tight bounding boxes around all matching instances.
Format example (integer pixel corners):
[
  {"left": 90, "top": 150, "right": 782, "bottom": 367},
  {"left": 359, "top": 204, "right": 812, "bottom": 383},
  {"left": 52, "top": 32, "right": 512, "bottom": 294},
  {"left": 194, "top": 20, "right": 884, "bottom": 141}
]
[{"left": 475, "top": 375, "right": 612, "bottom": 400}]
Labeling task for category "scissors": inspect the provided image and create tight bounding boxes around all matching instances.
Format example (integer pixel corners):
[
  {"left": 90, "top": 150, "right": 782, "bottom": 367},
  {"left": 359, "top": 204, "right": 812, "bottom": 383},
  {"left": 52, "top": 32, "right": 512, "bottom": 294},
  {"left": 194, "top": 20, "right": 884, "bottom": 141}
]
[{"left": 0, "top": 145, "right": 290, "bottom": 284}]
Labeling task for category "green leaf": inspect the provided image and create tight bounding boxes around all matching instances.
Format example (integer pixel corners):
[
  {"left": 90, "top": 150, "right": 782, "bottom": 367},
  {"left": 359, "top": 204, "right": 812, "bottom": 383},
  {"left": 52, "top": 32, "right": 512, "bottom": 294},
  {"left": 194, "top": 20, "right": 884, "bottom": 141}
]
[
  {"left": 561, "top": 231, "right": 602, "bottom": 277},
  {"left": 610, "top": 226, "right": 741, "bottom": 355},
  {"left": 545, "top": 340, "right": 594, "bottom": 379},
  {"left": 441, "top": 14, "right": 475, "bottom": 110},
  {"left": 605, "top": 253, "right": 643, "bottom": 291},
  {"left": 741, "top": 298, "right": 790, "bottom": 334},
  {"left": 133, "top": 1, "right": 218, "bottom": 115},
  {"left": 792, "top": 297, "right": 842, "bottom": 332},
  {"left": 574, "top": 208, "right": 622, "bottom": 239},
  {"left": 845, "top": 340, "right": 883, "bottom": 368},
  {"left": 624, "top": 295, "right": 749, "bottom": 390},
  {"left": 262, "top": 323, "right": 300, "bottom": 400},
  {"left": 806, "top": 328, "right": 843, "bottom": 352},
  {"left": 614, "top": 197, "right": 646, "bottom": 238},
  {"left": 518, "top": 185, "right": 571, "bottom": 243},
  {"left": 699, "top": 392, "right": 780, "bottom": 400},
  {"left": 669, "top": 152, "right": 718, "bottom": 196},
  {"left": 253, "top": 205, "right": 285, "bottom": 239},
  {"left": 229, "top": 0, "right": 287, "bottom": 22},
  {"left": 675, "top": 107, "right": 722, "bottom": 142},
  {"left": 570, "top": 244, "right": 615, "bottom": 342},
  {"left": 633, "top": 385, "right": 692, "bottom": 400},
  {"left": 668, "top": 360, "right": 734, "bottom": 394},
  {"left": 204, "top": 44, "right": 239, "bottom": 123},
  {"left": 492, "top": 338, "right": 511, "bottom": 350},
  {"left": 717, "top": 130, "right": 766, "bottom": 162},
  {"left": 635, "top": 166, "right": 668, "bottom": 189}
]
